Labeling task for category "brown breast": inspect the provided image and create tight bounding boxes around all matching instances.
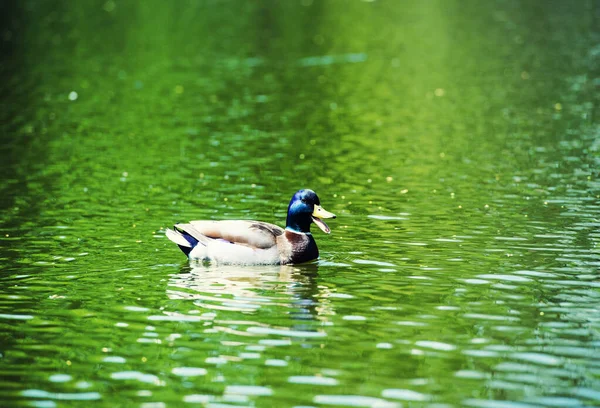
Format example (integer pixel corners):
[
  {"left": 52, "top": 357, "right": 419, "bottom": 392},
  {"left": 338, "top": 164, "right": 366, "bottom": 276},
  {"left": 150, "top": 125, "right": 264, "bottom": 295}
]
[{"left": 280, "top": 230, "right": 319, "bottom": 264}]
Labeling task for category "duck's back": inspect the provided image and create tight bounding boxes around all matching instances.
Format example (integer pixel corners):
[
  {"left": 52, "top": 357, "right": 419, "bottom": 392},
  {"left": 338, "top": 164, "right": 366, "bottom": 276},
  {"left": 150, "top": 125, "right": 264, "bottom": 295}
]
[{"left": 185, "top": 220, "right": 283, "bottom": 248}]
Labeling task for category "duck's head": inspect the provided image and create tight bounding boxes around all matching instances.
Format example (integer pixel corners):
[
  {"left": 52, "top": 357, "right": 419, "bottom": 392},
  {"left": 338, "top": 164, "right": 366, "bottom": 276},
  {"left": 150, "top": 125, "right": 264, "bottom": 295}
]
[{"left": 286, "top": 189, "right": 336, "bottom": 234}]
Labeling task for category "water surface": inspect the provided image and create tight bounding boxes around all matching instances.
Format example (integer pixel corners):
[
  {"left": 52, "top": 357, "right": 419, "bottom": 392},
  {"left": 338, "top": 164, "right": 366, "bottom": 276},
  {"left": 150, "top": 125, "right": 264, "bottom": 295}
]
[{"left": 1, "top": 1, "right": 599, "bottom": 407}]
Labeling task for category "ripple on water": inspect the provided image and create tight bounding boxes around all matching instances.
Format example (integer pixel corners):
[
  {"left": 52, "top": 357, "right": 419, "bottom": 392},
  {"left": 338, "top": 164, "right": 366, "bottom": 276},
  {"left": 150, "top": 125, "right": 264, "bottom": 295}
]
[
  {"left": 182, "top": 394, "right": 213, "bottom": 403},
  {"left": 30, "top": 400, "right": 57, "bottom": 408},
  {"left": 288, "top": 376, "right": 339, "bottom": 386},
  {"left": 461, "top": 279, "right": 491, "bottom": 285},
  {"left": 0, "top": 313, "right": 34, "bottom": 320},
  {"left": 542, "top": 346, "right": 598, "bottom": 358},
  {"left": 367, "top": 214, "right": 408, "bottom": 220},
  {"left": 511, "top": 352, "right": 562, "bottom": 366},
  {"left": 570, "top": 387, "right": 600, "bottom": 402},
  {"left": 376, "top": 343, "right": 393, "bottom": 349},
  {"left": 454, "top": 370, "right": 491, "bottom": 379},
  {"left": 437, "top": 306, "right": 460, "bottom": 311},
  {"left": 486, "top": 380, "right": 529, "bottom": 391},
  {"left": 476, "top": 274, "right": 532, "bottom": 282},
  {"left": 264, "top": 359, "right": 288, "bottom": 367},
  {"left": 246, "top": 326, "right": 326, "bottom": 338},
  {"left": 353, "top": 259, "right": 396, "bottom": 267},
  {"left": 171, "top": 367, "right": 207, "bottom": 377},
  {"left": 21, "top": 389, "right": 101, "bottom": 401},
  {"left": 513, "top": 270, "right": 559, "bottom": 278},
  {"left": 205, "top": 357, "right": 228, "bottom": 365},
  {"left": 147, "top": 313, "right": 210, "bottom": 322},
  {"left": 488, "top": 327, "right": 525, "bottom": 336},
  {"left": 414, "top": 341, "right": 456, "bottom": 351},
  {"left": 494, "top": 362, "right": 533, "bottom": 372},
  {"left": 137, "top": 402, "right": 165, "bottom": 408},
  {"left": 123, "top": 306, "right": 150, "bottom": 312},
  {"left": 463, "top": 313, "right": 520, "bottom": 322},
  {"left": 396, "top": 321, "right": 428, "bottom": 327},
  {"left": 547, "top": 280, "right": 600, "bottom": 288},
  {"left": 525, "top": 396, "right": 583, "bottom": 407},
  {"left": 463, "top": 398, "right": 541, "bottom": 408},
  {"left": 258, "top": 339, "right": 292, "bottom": 346},
  {"left": 48, "top": 374, "right": 72, "bottom": 383},
  {"left": 224, "top": 385, "right": 273, "bottom": 396},
  {"left": 110, "top": 371, "right": 164, "bottom": 385},
  {"left": 462, "top": 349, "right": 501, "bottom": 358},
  {"left": 381, "top": 389, "right": 432, "bottom": 401},
  {"left": 343, "top": 315, "right": 367, "bottom": 321},
  {"left": 313, "top": 395, "right": 400, "bottom": 407},
  {"left": 324, "top": 293, "right": 354, "bottom": 299},
  {"left": 102, "top": 356, "right": 126, "bottom": 363}
]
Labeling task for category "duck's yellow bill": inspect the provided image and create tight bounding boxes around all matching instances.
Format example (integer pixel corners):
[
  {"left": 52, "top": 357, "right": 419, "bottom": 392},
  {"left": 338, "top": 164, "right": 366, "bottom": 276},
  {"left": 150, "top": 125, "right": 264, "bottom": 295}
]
[{"left": 312, "top": 205, "right": 336, "bottom": 234}]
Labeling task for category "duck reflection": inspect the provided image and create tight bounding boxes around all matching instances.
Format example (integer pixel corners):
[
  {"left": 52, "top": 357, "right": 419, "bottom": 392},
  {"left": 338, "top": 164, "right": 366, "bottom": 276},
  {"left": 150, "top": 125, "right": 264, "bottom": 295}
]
[{"left": 167, "top": 262, "right": 334, "bottom": 322}]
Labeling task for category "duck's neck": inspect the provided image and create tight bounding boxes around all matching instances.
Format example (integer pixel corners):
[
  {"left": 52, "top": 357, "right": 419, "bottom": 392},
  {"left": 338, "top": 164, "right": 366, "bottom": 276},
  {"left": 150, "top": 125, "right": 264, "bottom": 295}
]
[{"left": 286, "top": 214, "right": 312, "bottom": 234}]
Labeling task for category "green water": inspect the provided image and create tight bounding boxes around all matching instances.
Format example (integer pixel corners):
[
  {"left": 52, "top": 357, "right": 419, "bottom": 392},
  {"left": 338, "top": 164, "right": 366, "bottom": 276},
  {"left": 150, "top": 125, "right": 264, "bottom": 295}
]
[{"left": 1, "top": 0, "right": 599, "bottom": 407}]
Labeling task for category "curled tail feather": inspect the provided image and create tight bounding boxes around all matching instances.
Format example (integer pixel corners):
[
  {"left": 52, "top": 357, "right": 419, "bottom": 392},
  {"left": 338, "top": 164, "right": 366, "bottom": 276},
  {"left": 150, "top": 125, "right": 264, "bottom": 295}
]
[{"left": 166, "top": 228, "right": 200, "bottom": 257}]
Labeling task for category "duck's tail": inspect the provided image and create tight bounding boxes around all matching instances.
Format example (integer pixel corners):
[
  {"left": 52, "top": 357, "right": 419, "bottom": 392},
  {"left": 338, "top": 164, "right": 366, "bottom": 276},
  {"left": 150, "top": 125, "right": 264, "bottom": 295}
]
[{"left": 166, "top": 225, "right": 204, "bottom": 257}]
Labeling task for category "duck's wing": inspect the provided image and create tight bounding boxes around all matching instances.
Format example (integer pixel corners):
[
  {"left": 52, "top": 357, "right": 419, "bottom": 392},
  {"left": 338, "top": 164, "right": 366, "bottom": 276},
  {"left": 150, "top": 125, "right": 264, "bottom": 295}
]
[{"left": 175, "top": 220, "right": 284, "bottom": 249}]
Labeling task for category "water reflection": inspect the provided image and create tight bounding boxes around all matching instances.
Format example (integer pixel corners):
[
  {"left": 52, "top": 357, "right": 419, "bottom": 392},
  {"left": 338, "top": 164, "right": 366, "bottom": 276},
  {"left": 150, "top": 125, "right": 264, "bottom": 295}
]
[
  {"left": 169, "top": 263, "right": 296, "bottom": 300},
  {"left": 167, "top": 262, "right": 334, "bottom": 323}
]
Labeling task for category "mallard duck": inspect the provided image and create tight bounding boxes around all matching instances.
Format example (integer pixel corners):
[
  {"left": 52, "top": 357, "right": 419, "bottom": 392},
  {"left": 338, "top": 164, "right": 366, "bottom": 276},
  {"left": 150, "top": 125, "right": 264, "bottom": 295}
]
[{"left": 166, "top": 189, "right": 336, "bottom": 265}]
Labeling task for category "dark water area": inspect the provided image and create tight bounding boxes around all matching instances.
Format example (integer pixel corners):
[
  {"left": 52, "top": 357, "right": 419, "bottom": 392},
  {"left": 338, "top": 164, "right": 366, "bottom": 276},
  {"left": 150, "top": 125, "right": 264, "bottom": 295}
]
[{"left": 1, "top": 1, "right": 599, "bottom": 407}]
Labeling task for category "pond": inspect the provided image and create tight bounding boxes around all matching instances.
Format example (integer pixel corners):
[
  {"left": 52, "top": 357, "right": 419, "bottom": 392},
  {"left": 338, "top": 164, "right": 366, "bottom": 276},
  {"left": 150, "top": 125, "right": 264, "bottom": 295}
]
[{"left": 1, "top": 1, "right": 599, "bottom": 407}]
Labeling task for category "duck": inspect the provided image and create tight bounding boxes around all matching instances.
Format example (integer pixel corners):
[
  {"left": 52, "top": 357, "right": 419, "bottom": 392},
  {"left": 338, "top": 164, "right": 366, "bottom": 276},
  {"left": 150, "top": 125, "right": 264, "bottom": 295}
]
[{"left": 165, "top": 189, "right": 336, "bottom": 265}]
